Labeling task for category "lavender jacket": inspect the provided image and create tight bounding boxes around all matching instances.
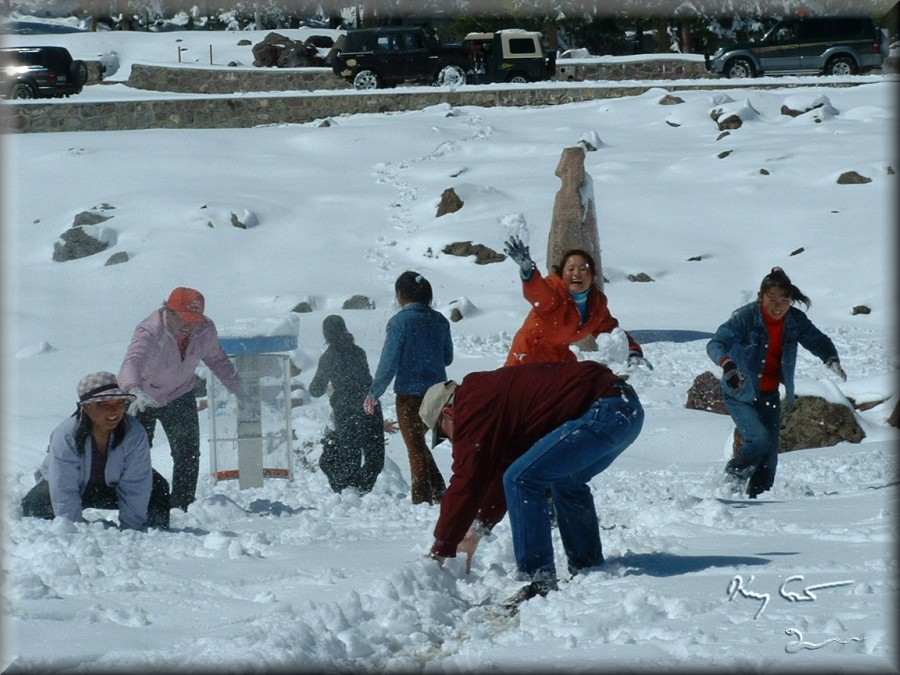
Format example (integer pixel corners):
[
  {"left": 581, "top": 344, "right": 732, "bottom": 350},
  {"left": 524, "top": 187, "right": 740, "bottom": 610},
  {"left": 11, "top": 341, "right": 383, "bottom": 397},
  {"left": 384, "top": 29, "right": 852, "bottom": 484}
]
[
  {"left": 36, "top": 415, "right": 152, "bottom": 530},
  {"left": 118, "top": 308, "right": 242, "bottom": 406}
]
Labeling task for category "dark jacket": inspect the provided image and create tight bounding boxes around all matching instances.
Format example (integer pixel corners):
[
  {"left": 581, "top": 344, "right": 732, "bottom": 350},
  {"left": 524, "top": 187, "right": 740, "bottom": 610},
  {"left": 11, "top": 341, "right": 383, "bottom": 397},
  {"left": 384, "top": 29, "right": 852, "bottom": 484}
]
[
  {"left": 309, "top": 340, "right": 373, "bottom": 422},
  {"left": 706, "top": 301, "right": 839, "bottom": 407},
  {"left": 431, "top": 360, "right": 624, "bottom": 556}
]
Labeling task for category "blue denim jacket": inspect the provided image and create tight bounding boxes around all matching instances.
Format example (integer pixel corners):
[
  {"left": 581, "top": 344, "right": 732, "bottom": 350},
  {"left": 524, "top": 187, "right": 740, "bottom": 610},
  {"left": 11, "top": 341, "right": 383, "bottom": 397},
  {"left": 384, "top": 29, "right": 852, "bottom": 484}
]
[
  {"left": 369, "top": 303, "right": 453, "bottom": 399},
  {"left": 706, "top": 301, "right": 838, "bottom": 407}
]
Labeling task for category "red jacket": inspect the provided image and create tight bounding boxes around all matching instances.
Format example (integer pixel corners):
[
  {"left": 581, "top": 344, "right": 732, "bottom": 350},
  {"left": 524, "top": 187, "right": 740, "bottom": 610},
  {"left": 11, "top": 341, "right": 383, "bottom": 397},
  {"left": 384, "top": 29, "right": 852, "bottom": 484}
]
[
  {"left": 431, "top": 360, "right": 624, "bottom": 557},
  {"left": 505, "top": 271, "right": 641, "bottom": 366}
]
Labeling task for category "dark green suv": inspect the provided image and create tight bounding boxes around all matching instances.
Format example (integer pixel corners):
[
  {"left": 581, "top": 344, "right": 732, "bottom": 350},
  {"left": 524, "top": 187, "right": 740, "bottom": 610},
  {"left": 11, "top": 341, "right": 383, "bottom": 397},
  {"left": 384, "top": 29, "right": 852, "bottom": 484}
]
[
  {"left": 705, "top": 16, "right": 888, "bottom": 78},
  {"left": 1, "top": 46, "right": 88, "bottom": 99}
]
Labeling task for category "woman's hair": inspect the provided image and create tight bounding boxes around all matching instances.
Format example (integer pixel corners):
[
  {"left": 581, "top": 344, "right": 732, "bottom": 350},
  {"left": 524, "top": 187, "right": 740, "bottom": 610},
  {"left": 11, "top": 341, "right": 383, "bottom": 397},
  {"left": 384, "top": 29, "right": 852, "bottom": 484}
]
[
  {"left": 555, "top": 249, "right": 597, "bottom": 278},
  {"left": 322, "top": 314, "right": 354, "bottom": 348},
  {"left": 395, "top": 271, "right": 433, "bottom": 305},
  {"left": 73, "top": 409, "right": 127, "bottom": 455},
  {"left": 759, "top": 266, "right": 811, "bottom": 309}
]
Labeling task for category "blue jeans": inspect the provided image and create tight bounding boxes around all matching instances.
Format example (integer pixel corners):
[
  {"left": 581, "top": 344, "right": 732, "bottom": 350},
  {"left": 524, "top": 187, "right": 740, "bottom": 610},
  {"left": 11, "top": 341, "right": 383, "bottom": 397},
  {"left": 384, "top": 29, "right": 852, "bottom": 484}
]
[
  {"left": 725, "top": 390, "right": 781, "bottom": 496},
  {"left": 503, "top": 386, "right": 644, "bottom": 581}
]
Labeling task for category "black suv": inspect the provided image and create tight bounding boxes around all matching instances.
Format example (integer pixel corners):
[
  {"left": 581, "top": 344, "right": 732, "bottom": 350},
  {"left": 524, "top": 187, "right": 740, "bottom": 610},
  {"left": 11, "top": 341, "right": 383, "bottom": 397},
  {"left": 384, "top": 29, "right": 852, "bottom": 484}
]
[
  {"left": 705, "top": 16, "right": 888, "bottom": 78},
  {"left": 1, "top": 46, "right": 88, "bottom": 99},
  {"left": 330, "top": 26, "right": 471, "bottom": 89}
]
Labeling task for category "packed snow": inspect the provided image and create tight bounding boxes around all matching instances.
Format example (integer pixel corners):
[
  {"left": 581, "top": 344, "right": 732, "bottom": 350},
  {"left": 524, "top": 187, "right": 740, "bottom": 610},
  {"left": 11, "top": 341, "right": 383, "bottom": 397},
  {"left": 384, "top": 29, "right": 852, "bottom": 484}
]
[{"left": 1, "top": 25, "right": 897, "bottom": 673}]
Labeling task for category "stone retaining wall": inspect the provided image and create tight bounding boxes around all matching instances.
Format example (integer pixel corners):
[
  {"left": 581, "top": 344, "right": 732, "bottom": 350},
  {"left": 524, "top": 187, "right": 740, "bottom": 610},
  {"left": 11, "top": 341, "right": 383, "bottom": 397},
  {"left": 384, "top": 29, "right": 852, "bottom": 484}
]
[
  {"left": 2, "top": 85, "right": 659, "bottom": 133},
  {"left": 0, "top": 58, "right": 869, "bottom": 134},
  {"left": 126, "top": 63, "right": 350, "bottom": 94},
  {"left": 555, "top": 58, "right": 711, "bottom": 81}
]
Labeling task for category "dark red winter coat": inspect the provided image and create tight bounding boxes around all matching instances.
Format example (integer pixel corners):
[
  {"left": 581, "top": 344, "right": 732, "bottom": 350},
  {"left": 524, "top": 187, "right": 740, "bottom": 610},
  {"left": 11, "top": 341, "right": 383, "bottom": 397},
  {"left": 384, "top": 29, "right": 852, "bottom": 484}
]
[
  {"left": 504, "top": 270, "right": 642, "bottom": 366},
  {"left": 430, "top": 360, "right": 624, "bottom": 558}
]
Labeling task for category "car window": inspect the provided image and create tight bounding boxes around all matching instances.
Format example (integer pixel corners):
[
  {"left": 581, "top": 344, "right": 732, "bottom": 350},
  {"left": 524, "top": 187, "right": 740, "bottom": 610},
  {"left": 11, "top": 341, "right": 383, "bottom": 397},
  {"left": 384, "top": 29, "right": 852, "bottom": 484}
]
[
  {"left": 836, "top": 19, "right": 869, "bottom": 39},
  {"left": 771, "top": 22, "right": 799, "bottom": 42},
  {"left": 402, "top": 32, "right": 424, "bottom": 51},
  {"left": 374, "top": 34, "right": 399, "bottom": 52},
  {"left": 797, "top": 21, "right": 823, "bottom": 41},
  {"left": 508, "top": 38, "right": 538, "bottom": 55},
  {"left": 5, "top": 50, "right": 41, "bottom": 66}
]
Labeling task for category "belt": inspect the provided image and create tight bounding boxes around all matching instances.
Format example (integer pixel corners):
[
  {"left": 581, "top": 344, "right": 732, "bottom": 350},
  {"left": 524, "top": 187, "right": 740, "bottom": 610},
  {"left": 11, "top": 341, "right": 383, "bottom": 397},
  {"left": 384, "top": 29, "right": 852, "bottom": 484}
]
[{"left": 601, "top": 381, "right": 636, "bottom": 399}]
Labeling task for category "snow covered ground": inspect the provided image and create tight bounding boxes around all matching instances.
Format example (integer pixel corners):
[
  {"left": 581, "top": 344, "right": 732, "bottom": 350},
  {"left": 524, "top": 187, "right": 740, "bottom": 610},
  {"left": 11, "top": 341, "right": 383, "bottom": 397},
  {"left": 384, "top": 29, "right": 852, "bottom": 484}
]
[{"left": 2, "top": 24, "right": 898, "bottom": 673}]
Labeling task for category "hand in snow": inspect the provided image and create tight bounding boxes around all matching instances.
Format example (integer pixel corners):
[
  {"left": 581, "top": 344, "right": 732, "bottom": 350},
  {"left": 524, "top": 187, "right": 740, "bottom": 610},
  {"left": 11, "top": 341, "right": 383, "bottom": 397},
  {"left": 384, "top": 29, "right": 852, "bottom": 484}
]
[
  {"left": 627, "top": 351, "right": 653, "bottom": 370},
  {"left": 383, "top": 419, "right": 399, "bottom": 434},
  {"left": 826, "top": 358, "right": 847, "bottom": 381},
  {"left": 456, "top": 527, "right": 483, "bottom": 574},
  {"left": 503, "top": 236, "right": 536, "bottom": 276}
]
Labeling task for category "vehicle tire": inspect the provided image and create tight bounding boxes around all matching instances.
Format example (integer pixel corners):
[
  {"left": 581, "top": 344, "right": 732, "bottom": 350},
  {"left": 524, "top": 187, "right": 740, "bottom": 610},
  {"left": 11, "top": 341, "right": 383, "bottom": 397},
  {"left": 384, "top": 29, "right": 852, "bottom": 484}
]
[
  {"left": 506, "top": 72, "right": 530, "bottom": 84},
  {"left": 826, "top": 55, "right": 856, "bottom": 76},
  {"left": 725, "top": 57, "right": 755, "bottom": 78},
  {"left": 10, "top": 82, "right": 36, "bottom": 99},
  {"left": 436, "top": 65, "right": 466, "bottom": 87},
  {"left": 70, "top": 59, "right": 89, "bottom": 87},
  {"left": 353, "top": 69, "right": 380, "bottom": 90}
]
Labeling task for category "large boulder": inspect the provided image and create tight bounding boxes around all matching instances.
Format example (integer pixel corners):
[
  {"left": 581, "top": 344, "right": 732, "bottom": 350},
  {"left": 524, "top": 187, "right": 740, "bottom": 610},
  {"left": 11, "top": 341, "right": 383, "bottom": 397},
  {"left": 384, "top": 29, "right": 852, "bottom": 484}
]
[
  {"left": 252, "top": 32, "right": 325, "bottom": 68},
  {"left": 732, "top": 395, "right": 865, "bottom": 455},
  {"left": 686, "top": 371, "right": 728, "bottom": 414}
]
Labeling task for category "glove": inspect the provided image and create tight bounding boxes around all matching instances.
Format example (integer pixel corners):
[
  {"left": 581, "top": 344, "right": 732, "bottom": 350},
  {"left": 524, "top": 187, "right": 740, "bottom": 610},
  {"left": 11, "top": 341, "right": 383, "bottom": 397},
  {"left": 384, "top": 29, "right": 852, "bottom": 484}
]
[
  {"left": 721, "top": 359, "right": 742, "bottom": 389},
  {"left": 826, "top": 358, "right": 847, "bottom": 381},
  {"left": 363, "top": 396, "right": 377, "bottom": 416},
  {"left": 503, "top": 236, "right": 536, "bottom": 276},
  {"left": 627, "top": 351, "right": 653, "bottom": 370},
  {"left": 127, "top": 388, "right": 158, "bottom": 415}
]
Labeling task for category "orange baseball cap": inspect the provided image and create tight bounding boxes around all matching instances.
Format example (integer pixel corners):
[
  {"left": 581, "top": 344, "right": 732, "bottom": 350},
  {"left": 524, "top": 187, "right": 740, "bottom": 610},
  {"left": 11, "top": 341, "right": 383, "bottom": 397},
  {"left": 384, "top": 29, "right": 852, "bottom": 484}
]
[{"left": 166, "top": 287, "right": 205, "bottom": 323}]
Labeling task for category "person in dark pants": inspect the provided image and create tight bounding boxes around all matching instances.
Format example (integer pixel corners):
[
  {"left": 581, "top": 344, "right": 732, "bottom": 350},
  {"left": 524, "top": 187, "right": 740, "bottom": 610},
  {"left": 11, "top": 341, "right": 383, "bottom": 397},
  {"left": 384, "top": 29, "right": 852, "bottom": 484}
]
[
  {"left": 118, "top": 287, "right": 243, "bottom": 511},
  {"left": 420, "top": 360, "right": 644, "bottom": 605},
  {"left": 707, "top": 267, "right": 847, "bottom": 498},
  {"left": 21, "top": 371, "right": 170, "bottom": 530},
  {"left": 309, "top": 315, "right": 388, "bottom": 494}
]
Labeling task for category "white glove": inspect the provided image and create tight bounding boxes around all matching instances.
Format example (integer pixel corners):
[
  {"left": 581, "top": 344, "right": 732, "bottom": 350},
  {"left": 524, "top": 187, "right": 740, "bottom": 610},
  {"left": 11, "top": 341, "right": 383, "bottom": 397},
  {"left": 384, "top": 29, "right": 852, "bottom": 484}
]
[
  {"left": 826, "top": 358, "right": 847, "bottom": 381},
  {"left": 127, "top": 388, "right": 158, "bottom": 415}
]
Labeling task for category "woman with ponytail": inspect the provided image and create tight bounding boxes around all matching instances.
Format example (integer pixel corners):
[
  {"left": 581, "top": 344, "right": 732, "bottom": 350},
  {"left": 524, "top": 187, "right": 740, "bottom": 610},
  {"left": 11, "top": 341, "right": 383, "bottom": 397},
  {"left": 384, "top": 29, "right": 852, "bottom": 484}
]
[
  {"left": 365, "top": 271, "right": 453, "bottom": 505},
  {"left": 707, "top": 267, "right": 847, "bottom": 498}
]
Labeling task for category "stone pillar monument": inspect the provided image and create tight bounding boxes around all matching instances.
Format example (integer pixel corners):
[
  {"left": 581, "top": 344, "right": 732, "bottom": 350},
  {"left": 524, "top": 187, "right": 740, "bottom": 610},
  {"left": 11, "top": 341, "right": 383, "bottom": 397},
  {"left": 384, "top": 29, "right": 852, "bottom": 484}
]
[
  {"left": 546, "top": 145, "right": 603, "bottom": 291},
  {"left": 547, "top": 145, "right": 603, "bottom": 352}
]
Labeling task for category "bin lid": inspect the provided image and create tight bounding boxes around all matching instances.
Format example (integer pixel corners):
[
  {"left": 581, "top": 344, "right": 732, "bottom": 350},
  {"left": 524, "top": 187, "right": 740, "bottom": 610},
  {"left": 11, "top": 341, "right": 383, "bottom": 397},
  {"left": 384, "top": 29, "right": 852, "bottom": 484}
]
[
  {"left": 219, "top": 334, "right": 298, "bottom": 355},
  {"left": 218, "top": 315, "right": 300, "bottom": 355}
]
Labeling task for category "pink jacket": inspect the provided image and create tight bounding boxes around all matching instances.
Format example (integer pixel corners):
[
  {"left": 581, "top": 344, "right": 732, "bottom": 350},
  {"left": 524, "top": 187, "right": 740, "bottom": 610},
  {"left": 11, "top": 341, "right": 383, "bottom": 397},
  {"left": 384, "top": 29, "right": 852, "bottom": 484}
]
[{"left": 118, "top": 308, "right": 242, "bottom": 406}]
